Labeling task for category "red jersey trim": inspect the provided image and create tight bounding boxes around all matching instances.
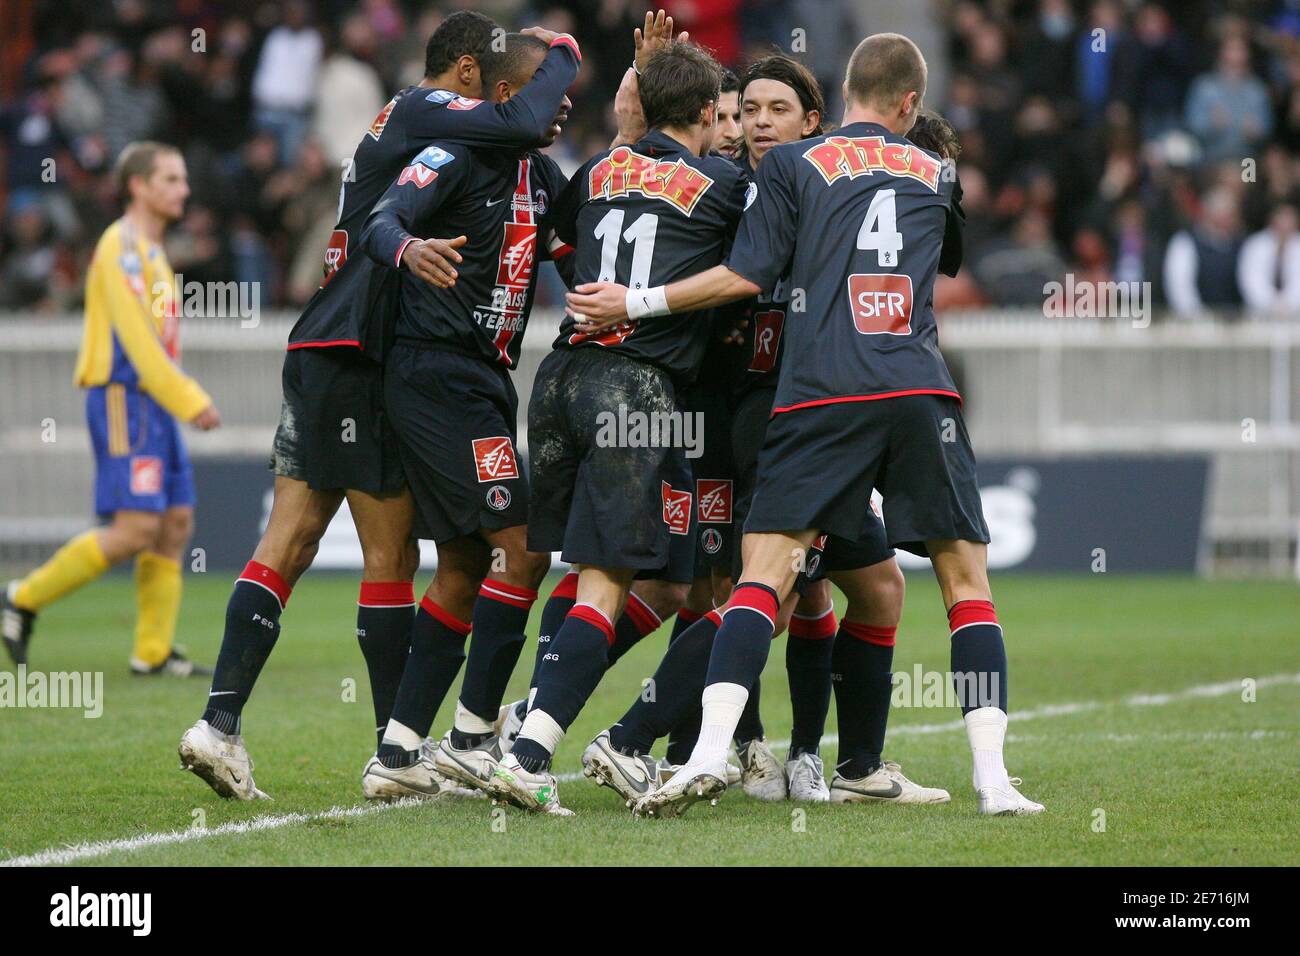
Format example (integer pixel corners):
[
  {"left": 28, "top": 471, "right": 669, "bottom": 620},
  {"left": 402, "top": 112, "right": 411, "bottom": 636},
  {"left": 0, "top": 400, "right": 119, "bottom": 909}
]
[
  {"left": 772, "top": 388, "right": 962, "bottom": 415},
  {"left": 550, "top": 35, "right": 581, "bottom": 63},
  {"left": 286, "top": 339, "right": 362, "bottom": 351},
  {"left": 395, "top": 235, "right": 418, "bottom": 269}
]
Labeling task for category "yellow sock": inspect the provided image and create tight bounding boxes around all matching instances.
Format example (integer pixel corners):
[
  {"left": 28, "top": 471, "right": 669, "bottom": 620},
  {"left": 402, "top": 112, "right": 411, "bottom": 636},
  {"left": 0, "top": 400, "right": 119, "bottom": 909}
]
[
  {"left": 13, "top": 530, "right": 110, "bottom": 612},
  {"left": 133, "top": 551, "right": 182, "bottom": 668}
]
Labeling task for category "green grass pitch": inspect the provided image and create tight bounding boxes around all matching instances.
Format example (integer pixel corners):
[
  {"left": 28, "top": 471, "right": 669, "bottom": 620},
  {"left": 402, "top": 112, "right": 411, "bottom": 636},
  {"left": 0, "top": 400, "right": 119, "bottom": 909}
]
[{"left": 1, "top": 572, "right": 1296, "bottom": 866}]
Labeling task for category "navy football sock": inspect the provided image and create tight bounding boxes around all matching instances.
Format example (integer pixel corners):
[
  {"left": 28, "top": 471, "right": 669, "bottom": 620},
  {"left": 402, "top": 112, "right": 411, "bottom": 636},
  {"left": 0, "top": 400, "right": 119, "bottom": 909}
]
[
  {"left": 786, "top": 606, "right": 838, "bottom": 756},
  {"left": 528, "top": 571, "right": 577, "bottom": 688},
  {"left": 733, "top": 677, "right": 765, "bottom": 746},
  {"left": 610, "top": 610, "right": 720, "bottom": 757},
  {"left": 606, "top": 589, "right": 662, "bottom": 667},
  {"left": 453, "top": 580, "right": 536, "bottom": 747},
  {"left": 526, "top": 604, "right": 612, "bottom": 735},
  {"left": 669, "top": 606, "right": 702, "bottom": 642},
  {"left": 377, "top": 598, "right": 469, "bottom": 767},
  {"left": 704, "top": 583, "right": 779, "bottom": 688},
  {"left": 202, "top": 562, "right": 291, "bottom": 735},
  {"left": 948, "top": 600, "right": 1008, "bottom": 713},
  {"left": 356, "top": 581, "right": 415, "bottom": 750},
  {"left": 832, "top": 621, "right": 895, "bottom": 778},
  {"left": 665, "top": 710, "right": 701, "bottom": 765},
  {"left": 694, "top": 584, "right": 780, "bottom": 763}
]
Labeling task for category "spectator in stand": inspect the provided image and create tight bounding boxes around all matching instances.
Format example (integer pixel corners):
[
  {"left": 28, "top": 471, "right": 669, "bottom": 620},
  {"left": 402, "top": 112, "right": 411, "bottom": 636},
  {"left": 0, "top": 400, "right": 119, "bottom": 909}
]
[
  {"left": 1126, "top": 2, "right": 1192, "bottom": 138},
  {"left": 1075, "top": 0, "right": 1134, "bottom": 127},
  {"left": 250, "top": 0, "right": 322, "bottom": 164},
  {"left": 1111, "top": 198, "right": 1164, "bottom": 299},
  {"left": 0, "top": 196, "right": 76, "bottom": 312},
  {"left": 1020, "top": 0, "right": 1076, "bottom": 104},
  {"left": 1185, "top": 36, "right": 1272, "bottom": 162},
  {"left": 1164, "top": 187, "right": 1245, "bottom": 318},
  {"left": 975, "top": 209, "right": 1068, "bottom": 307},
  {"left": 1238, "top": 203, "right": 1300, "bottom": 314},
  {"left": 312, "top": 14, "right": 386, "bottom": 168}
]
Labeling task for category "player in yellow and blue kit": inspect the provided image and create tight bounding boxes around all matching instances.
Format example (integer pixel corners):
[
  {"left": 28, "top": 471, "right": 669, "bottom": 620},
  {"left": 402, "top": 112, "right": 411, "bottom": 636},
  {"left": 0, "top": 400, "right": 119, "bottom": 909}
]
[{"left": 2, "top": 142, "right": 221, "bottom": 676}]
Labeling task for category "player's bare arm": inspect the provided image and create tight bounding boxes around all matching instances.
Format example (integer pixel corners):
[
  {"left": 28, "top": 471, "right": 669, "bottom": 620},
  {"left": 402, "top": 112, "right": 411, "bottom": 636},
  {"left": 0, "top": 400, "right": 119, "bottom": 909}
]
[{"left": 566, "top": 265, "right": 760, "bottom": 332}]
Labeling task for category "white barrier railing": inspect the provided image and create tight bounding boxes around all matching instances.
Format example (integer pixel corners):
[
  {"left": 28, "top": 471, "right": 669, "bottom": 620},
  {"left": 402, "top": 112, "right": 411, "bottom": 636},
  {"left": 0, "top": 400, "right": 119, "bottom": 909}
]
[{"left": 1, "top": 310, "right": 1296, "bottom": 575}]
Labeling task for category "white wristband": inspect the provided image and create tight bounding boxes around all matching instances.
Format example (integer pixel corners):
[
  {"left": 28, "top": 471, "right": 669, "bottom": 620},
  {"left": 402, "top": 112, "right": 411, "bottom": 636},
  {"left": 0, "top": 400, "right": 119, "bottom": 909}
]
[{"left": 625, "top": 285, "right": 669, "bottom": 320}]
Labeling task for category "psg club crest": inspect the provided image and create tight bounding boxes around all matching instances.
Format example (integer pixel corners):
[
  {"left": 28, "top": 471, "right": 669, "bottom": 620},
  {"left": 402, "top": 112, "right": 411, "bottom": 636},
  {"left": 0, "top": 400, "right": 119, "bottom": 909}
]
[
  {"left": 485, "top": 485, "right": 512, "bottom": 511},
  {"left": 701, "top": 527, "right": 724, "bottom": 555},
  {"left": 472, "top": 437, "right": 519, "bottom": 483}
]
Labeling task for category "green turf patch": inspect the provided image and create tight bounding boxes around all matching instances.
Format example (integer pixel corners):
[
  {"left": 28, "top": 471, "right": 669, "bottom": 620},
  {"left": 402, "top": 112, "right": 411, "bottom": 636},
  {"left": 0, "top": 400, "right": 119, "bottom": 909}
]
[{"left": 1, "top": 573, "right": 1296, "bottom": 866}]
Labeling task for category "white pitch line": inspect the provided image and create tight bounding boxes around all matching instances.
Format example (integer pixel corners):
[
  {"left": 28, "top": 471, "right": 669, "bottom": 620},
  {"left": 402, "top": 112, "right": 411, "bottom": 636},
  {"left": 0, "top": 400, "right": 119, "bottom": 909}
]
[
  {"left": 1, "top": 799, "right": 426, "bottom": 868},
  {"left": 4, "top": 671, "right": 1297, "bottom": 867}
]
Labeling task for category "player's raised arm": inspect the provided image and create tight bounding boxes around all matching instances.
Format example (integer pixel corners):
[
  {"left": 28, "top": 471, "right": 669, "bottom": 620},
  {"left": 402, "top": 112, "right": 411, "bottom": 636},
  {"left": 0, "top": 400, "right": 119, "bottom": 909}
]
[
  {"left": 359, "top": 145, "right": 466, "bottom": 284},
  {"left": 410, "top": 27, "right": 581, "bottom": 150},
  {"left": 610, "top": 10, "right": 686, "bottom": 147}
]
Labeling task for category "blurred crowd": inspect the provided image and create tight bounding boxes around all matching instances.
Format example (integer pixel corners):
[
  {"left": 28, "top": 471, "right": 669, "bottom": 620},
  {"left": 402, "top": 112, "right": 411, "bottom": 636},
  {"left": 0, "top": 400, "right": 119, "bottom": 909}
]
[
  {"left": 935, "top": 0, "right": 1300, "bottom": 317},
  {"left": 1, "top": 0, "right": 1297, "bottom": 319}
]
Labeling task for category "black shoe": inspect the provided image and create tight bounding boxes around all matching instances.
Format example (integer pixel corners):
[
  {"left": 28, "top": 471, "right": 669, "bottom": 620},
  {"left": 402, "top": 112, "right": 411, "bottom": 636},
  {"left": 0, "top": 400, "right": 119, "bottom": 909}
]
[
  {"left": 130, "top": 647, "right": 213, "bottom": 678},
  {"left": 2, "top": 581, "right": 36, "bottom": 666}
]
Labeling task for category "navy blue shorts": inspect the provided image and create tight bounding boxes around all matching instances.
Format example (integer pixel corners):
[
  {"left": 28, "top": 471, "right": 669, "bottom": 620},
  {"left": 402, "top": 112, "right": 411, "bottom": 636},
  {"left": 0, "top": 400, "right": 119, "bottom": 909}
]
[
  {"left": 87, "top": 384, "right": 194, "bottom": 517},
  {"left": 384, "top": 342, "right": 528, "bottom": 543},
  {"left": 272, "top": 346, "right": 405, "bottom": 494},
  {"left": 527, "top": 348, "right": 695, "bottom": 581},
  {"left": 745, "top": 394, "right": 989, "bottom": 558},
  {"left": 682, "top": 378, "right": 735, "bottom": 575}
]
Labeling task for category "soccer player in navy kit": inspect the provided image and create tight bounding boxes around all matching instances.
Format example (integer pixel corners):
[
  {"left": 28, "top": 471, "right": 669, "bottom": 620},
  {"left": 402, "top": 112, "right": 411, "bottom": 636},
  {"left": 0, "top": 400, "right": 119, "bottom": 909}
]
[
  {"left": 583, "top": 56, "right": 949, "bottom": 810},
  {"left": 488, "top": 41, "right": 750, "bottom": 814},
  {"left": 569, "top": 34, "right": 1043, "bottom": 818},
  {"left": 178, "top": 12, "right": 580, "bottom": 802},
  {"left": 357, "top": 33, "right": 576, "bottom": 801}
]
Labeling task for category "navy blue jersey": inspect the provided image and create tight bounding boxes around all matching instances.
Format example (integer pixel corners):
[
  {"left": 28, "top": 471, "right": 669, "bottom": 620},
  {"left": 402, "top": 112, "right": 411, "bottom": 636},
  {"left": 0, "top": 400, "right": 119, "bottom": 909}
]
[
  {"left": 286, "top": 37, "right": 581, "bottom": 358},
  {"left": 360, "top": 142, "right": 570, "bottom": 369},
  {"left": 721, "top": 273, "right": 792, "bottom": 402},
  {"left": 550, "top": 130, "right": 749, "bottom": 384},
  {"left": 726, "top": 121, "right": 964, "bottom": 413}
]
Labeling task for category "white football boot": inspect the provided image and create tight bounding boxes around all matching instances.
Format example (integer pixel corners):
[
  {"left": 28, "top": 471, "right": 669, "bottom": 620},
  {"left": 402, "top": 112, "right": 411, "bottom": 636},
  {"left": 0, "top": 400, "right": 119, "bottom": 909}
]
[
  {"left": 495, "top": 700, "right": 527, "bottom": 753},
  {"left": 581, "top": 730, "right": 660, "bottom": 807},
  {"left": 736, "top": 738, "right": 787, "bottom": 800},
  {"left": 488, "top": 753, "right": 574, "bottom": 815},
  {"left": 830, "top": 760, "right": 951, "bottom": 805},
  {"left": 433, "top": 731, "right": 504, "bottom": 791},
  {"left": 632, "top": 756, "right": 729, "bottom": 819},
  {"left": 178, "top": 720, "right": 270, "bottom": 800},
  {"left": 785, "top": 751, "right": 830, "bottom": 802},
  {"left": 657, "top": 756, "right": 743, "bottom": 787},
  {"left": 361, "top": 751, "right": 454, "bottom": 802},
  {"left": 976, "top": 776, "right": 1044, "bottom": 816},
  {"left": 419, "top": 738, "right": 485, "bottom": 799}
]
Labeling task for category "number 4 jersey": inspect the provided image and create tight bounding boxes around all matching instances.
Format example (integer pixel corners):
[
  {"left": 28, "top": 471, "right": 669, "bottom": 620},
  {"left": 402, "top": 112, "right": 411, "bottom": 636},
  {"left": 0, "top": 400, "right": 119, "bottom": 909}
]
[{"left": 726, "top": 120, "right": 964, "bottom": 413}]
